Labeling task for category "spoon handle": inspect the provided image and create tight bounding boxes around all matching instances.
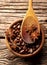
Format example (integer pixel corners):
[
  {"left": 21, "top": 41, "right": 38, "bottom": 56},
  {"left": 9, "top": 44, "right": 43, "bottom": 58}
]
[{"left": 28, "top": 0, "right": 33, "bottom": 11}]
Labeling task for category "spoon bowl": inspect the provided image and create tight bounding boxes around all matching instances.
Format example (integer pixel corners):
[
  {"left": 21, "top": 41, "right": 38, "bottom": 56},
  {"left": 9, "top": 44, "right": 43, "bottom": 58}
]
[{"left": 21, "top": 0, "right": 40, "bottom": 44}]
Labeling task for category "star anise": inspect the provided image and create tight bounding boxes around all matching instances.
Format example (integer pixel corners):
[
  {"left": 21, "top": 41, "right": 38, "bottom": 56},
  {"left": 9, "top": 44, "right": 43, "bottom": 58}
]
[{"left": 26, "top": 24, "right": 40, "bottom": 42}]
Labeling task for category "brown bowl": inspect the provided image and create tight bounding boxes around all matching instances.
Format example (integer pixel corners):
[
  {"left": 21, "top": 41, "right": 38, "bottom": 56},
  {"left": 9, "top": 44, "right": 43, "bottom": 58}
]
[{"left": 5, "top": 19, "right": 44, "bottom": 58}]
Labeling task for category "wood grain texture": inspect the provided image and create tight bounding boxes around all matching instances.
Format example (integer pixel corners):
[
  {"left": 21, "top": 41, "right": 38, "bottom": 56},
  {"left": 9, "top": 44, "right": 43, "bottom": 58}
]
[{"left": 0, "top": 0, "right": 47, "bottom": 65}]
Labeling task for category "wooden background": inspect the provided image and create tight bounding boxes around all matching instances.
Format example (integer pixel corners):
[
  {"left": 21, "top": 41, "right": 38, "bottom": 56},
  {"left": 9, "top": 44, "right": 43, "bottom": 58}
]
[{"left": 0, "top": 0, "right": 47, "bottom": 65}]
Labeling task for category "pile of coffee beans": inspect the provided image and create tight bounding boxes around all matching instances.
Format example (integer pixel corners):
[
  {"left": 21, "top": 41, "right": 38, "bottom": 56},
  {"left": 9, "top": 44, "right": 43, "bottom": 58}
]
[{"left": 6, "top": 20, "right": 42, "bottom": 54}]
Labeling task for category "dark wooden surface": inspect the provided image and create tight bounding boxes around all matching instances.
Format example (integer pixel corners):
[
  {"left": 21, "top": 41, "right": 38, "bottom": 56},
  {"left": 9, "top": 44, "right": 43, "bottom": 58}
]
[{"left": 0, "top": 0, "right": 47, "bottom": 65}]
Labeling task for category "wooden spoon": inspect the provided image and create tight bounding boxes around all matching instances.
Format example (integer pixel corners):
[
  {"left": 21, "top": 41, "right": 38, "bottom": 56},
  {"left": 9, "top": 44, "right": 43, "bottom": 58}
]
[{"left": 21, "top": 0, "right": 40, "bottom": 44}]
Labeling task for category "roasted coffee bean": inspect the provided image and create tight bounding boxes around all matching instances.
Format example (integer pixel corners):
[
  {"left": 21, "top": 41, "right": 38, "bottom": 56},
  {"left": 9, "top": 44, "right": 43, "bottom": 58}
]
[
  {"left": 16, "top": 46, "right": 21, "bottom": 50},
  {"left": 19, "top": 38, "right": 23, "bottom": 43},
  {"left": 14, "top": 38, "right": 19, "bottom": 44},
  {"left": 13, "top": 23, "right": 20, "bottom": 29},
  {"left": 19, "top": 50, "right": 24, "bottom": 54},
  {"left": 18, "top": 47, "right": 21, "bottom": 50},
  {"left": 10, "top": 38, "right": 14, "bottom": 43},
  {"left": 25, "top": 48, "right": 28, "bottom": 53},
  {"left": 10, "top": 34, "right": 16, "bottom": 40},
  {"left": 16, "top": 37, "right": 20, "bottom": 40},
  {"left": 18, "top": 35, "right": 21, "bottom": 38},
  {"left": 16, "top": 40, "right": 19, "bottom": 43},
  {"left": 28, "top": 48, "right": 33, "bottom": 53},
  {"left": 33, "top": 48, "right": 35, "bottom": 52},
  {"left": 14, "top": 30, "right": 19, "bottom": 34},
  {"left": 17, "top": 25, "right": 20, "bottom": 29},
  {"left": 32, "top": 46, "right": 35, "bottom": 51},
  {"left": 11, "top": 45, "right": 16, "bottom": 50},
  {"left": 15, "top": 47, "right": 19, "bottom": 52},
  {"left": 13, "top": 25, "right": 16, "bottom": 29},
  {"left": 20, "top": 38, "right": 22, "bottom": 41},
  {"left": 14, "top": 38, "right": 17, "bottom": 41},
  {"left": 21, "top": 42, "right": 25, "bottom": 45},
  {"left": 20, "top": 46, "right": 23, "bottom": 49},
  {"left": 12, "top": 29, "right": 15, "bottom": 34},
  {"left": 23, "top": 46, "right": 26, "bottom": 50},
  {"left": 36, "top": 45, "right": 39, "bottom": 49},
  {"left": 16, "top": 42, "right": 20, "bottom": 46}
]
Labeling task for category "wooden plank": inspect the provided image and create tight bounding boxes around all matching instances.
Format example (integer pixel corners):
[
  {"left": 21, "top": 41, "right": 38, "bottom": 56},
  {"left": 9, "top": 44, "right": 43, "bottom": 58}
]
[
  {"left": 0, "top": 5, "right": 47, "bottom": 10},
  {"left": 0, "top": 2, "right": 47, "bottom": 6},
  {"left": 0, "top": 3, "right": 47, "bottom": 7},
  {"left": 0, "top": 17, "right": 47, "bottom": 24},
  {"left": 0, "top": 10, "right": 47, "bottom": 17},
  {"left": 0, "top": 2, "right": 47, "bottom": 7},
  {"left": 0, "top": 0, "right": 47, "bottom": 3},
  {"left": 0, "top": 13, "right": 47, "bottom": 17},
  {"left": 0, "top": 17, "right": 23, "bottom": 24},
  {"left": 0, "top": 24, "right": 11, "bottom": 30},
  {"left": 0, "top": 13, "right": 46, "bottom": 17},
  {"left": 0, "top": 9, "right": 47, "bottom": 13}
]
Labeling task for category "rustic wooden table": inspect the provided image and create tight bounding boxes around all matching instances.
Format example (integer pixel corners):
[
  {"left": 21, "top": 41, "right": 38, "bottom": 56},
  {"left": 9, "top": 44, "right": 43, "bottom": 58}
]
[{"left": 0, "top": 0, "right": 47, "bottom": 65}]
